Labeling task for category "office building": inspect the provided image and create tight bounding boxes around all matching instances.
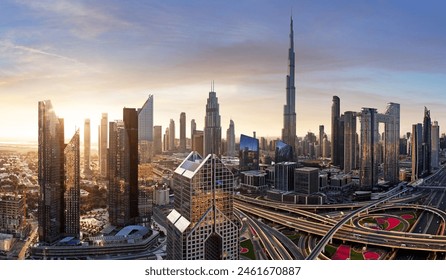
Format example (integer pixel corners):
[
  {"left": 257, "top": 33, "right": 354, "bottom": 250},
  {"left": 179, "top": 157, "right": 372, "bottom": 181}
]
[
  {"left": 38, "top": 100, "right": 65, "bottom": 244},
  {"left": 108, "top": 108, "right": 139, "bottom": 227},
  {"left": 138, "top": 95, "right": 154, "bottom": 142},
  {"left": 167, "top": 152, "right": 239, "bottom": 260},
  {"left": 239, "top": 134, "right": 259, "bottom": 172},
  {"left": 192, "top": 130, "right": 204, "bottom": 156},
  {"left": 138, "top": 95, "right": 154, "bottom": 162},
  {"left": 0, "top": 193, "right": 26, "bottom": 238},
  {"left": 359, "top": 108, "right": 378, "bottom": 189},
  {"left": 163, "top": 127, "right": 170, "bottom": 152},
  {"left": 432, "top": 121, "right": 440, "bottom": 169},
  {"left": 331, "top": 96, "right": 341, "bottom": 167},
  {"left": 318, "top": 125, "right": 324, "bottom": 157},
  {"left": 204, "top": 83, "right": 222, "bottom": 156},
  {"left": 84, "top": 118, "right": 90, "bottom": 173},
  {"left": 274, "top": 162, "right": 297, "bottom": 192},
  {"left": 343, "top": 111, "right": 357, "bottom": 173},
  {"left": 169, "top": 119, "right": 175, "bottom": 151},
  {"left": 226, "top": 120, "right": 235, "bottom": 157},
  {"left": 422, "top": 107, "right": 432, "bottom": 176},
  {"left": 411, "top": 123, "right": 423, "bottom": 181},
  {"left": 282, "top": 17, "right": 297, "bottom": 160},
  {"left": 294, "top": 167, "right": 319, "bottom": 194},
  {"left": 275, "top": 140, "right": 294, "bottom": 163},
  {"left": 180, "top": 112, "right": 186, "bottom": 152},
  {"left": 153, "top": 125, "right": 162, "bottom": 155},
  {"left": 138, "top": 186, "right": 154, "bottom": 226},
  {"left": 191, "top": 119, "right": 196, "bottom": 141},
  {"left": 359, "top": 103, "right": 400, "bottom": 188},
  {"left": 382, "top": 103, "right": 400, "bottom": 184},
  {"left": 64, "top": 130, "right": 80, "bottom": 238},
  {"left": 99, "top": 113, "right": 108, "bottom": 178}
]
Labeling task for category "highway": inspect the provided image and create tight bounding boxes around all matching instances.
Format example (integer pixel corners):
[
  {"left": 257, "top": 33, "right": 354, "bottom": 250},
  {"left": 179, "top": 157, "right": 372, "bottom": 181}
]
[{"left": 235, "top": 196, "right": 446, "bottom": 259}]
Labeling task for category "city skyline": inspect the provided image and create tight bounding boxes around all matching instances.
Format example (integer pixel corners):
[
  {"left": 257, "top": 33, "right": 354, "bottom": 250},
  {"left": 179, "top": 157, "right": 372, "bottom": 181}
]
[{"left": 2, "top": 1, "right": 446, "bottom": 145}]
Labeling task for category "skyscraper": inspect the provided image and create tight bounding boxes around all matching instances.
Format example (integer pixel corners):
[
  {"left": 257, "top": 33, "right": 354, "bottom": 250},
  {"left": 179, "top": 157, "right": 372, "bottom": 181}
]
[
  {"left": 191, "top": 119, "right": 197, "bottom": 152},
  {"left": 108, "top": 108, "right": 139, "bottom": 226},
  {"left": 153, "top": 125, "right": 162, "bottom": 155},
  {"left": 163, "top": 127, "right": 170, "bottom": 152},
  {"left": 382, "top": 103, "right": 400, "bottom": 184},
  {"left": 226, "top": 120, "right": 235, "bottom": 157},
  {"left": 38, "top": 100, "right": 64, "bottom": 244},
  {"left": 331, "top": 96, "right": 341, "bottom": 167},
  {"left": 99, "top": 113, "right": 108, "bottom": 178},
  {"left": 239, "top": 134, "right": 259, "bottom": 172},
  {"left": 432, "top": 121, "right": 440, "bottom": 169},
  {"left": 422, "top": 107, "right": 432, "bottom": 176},
  {"left": 411, "top": 123, "right": 423, "bottom": 181},
  {"left": 282, "top": 17, "right": 297, "bottom": 158},
  {"left": 169, "top": 119, "right": 175, "bottom": 151},
  {"left": 167, "top": 152, "right": 239, "bottom": 260},
  {"left": 204, "top": 83, "right": 222, "bottom": 156},
  {"left": 180, "top": 112, "right": 186, "bottom": 152},
  {"left": 84, "top": 119, "right": 90, "bottom": 173},
  {"left": 138, "top": 95, "right": 154, "bottom": 142},
  {"left": 318, "top": 125, "right": 324, "bottom": 157},
  {"left": 343, "top": 111, "right": 357, "bottom": 173},
  {"left": 359, "top": 108, "right": 378, "bottom": 189},
  {"left": 64, "top": 130, "right": 80, "bottom": 238},
  {"left": 138, "top": 95, "right": 154, "bottom": 163},
  {"left": 123, "top": 108, "right": 139, "bottom": 222}
]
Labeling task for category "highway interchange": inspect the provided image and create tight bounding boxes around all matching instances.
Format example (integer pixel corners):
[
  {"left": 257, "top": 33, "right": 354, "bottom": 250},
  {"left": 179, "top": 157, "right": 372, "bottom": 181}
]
[{"left": 235, "top": 167, "right": 446, "bottom": 260}]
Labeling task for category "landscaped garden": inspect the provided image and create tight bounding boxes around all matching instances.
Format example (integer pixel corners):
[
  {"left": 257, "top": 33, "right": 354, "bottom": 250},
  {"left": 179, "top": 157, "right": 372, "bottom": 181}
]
[
  {"left": 240, "top": 239, "right": 256, "bottom": 260},
  {"left": 324, "top": 243, "right": 384, "bottom": 260}
]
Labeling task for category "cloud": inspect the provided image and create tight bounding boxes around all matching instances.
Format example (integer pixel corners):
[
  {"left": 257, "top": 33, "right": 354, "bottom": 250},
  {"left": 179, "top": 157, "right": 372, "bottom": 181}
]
[{"left": 14, "top": 0, "right": 131, "bottom": 38}]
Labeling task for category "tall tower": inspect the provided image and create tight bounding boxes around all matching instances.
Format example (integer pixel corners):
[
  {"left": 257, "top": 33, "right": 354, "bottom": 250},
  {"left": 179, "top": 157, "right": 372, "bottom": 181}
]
[
  {"left": 383, "top": 103, "right": 400, "bottom": 184},
  {"left": 422, "top": 107, "right": 432, "bottom": 176},
  {"left": 169, "top": 119, "right": 175, "bottom": 151},
  {"left": 226, "top": 120, "right": 235, "bottom": 157},
  {"left": 38, "top": 100, "right": 64, "bottom": 244},
  {"left": 138, "top": 95, "right": 154, "bottom": 163},
  {"left": 153, "top": 125, "right": 162, "bottom": 155},
  {"left": 360, "top": 108, "right": 379, "bottom": 190},
  {"left": 138, "top": 95, "right": 154, "bottom": 142},
  {"left": 343, "top": 111, "right": 357, "bottom": 173},
  {"left": 411, "top": 123, "right": 423, "bottom": 181},
  {"left": 108, "top": 108, "right": 139, "bottom": 226},
  {"left": 64, "top": 130, "right": 80, "bottom": 238},
  {"left": 84, "top": 119, "right": 90, "bottom": 173},
  {"left": 432, "top": 121, "right": 440, "bottom": 169},
  {"left": 191, "top": 119, "right": 197, "bottom": 151},
  {"left": 204, "top": 82, "right": 222, "bottom": 156},
  {"left": 99, "top": 113, "right": 108, "bottom": 178},
  {"left": 318, "top": 125, "right": 324, "bottom": 157},
  {"left": 282, "top": 17, "right": 297, "bottom": 158},
  {"left": 331, "top": 96, "right": 341, "bottom": 166},
  {"left": 180, "top": 112, "right": 186, "bottom": 152},
  {"left": 167, "top": 152, "right": 239, "bottom": 260}
]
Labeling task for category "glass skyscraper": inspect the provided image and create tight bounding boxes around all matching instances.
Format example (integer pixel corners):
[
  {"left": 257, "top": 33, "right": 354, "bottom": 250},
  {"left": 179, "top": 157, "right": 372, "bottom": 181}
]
[
  {"left": 38, "top": 100, "right": 65, "bottom": 244},
  {"left": 204, "top": 83, "right": 222, "bottom": 157},
  {"left": 167, "top": 152, "right": 239, "bottom": 260},
  {"left": 64, "top": 130, "right": 80, "bottom": 238}
]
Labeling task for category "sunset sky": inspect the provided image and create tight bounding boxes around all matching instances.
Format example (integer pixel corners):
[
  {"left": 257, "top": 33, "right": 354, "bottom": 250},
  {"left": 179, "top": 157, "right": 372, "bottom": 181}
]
[{"left": 1, "top": 0, "right": 446, "bottom": 145}]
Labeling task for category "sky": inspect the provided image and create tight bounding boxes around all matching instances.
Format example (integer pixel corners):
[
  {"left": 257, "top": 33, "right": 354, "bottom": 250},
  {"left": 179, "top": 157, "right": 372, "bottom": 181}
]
[{"left": 1, "top": 0, "right": 446, "bottom": 145}]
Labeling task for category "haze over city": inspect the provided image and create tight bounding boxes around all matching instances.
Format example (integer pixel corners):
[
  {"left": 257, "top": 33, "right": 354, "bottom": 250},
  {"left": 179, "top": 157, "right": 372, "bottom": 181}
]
[{"left": 1, "top": 0, "right": 446, "bottom": 144}]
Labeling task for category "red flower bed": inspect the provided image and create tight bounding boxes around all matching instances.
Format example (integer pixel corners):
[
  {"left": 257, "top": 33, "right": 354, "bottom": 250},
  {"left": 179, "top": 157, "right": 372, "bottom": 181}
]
[
  {"left": 385, "top": 217, "right": 401, "bottom": 231},
  {"left": 401, "top": 214, "right": 414, "bottom": 220},
  {"left": 332, "top": 245, "right": 351, "bottom": 260},
  {"left": 240, "top": 247, "right": 249, "bottom": 254},
  {"left": 363, "top": 251, "right": 380, "bottom": 260}
]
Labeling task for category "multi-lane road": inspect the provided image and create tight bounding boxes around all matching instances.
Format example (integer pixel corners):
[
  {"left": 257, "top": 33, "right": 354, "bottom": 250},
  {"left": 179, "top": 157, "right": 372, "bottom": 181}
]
[{"left": 235, "top": 168, "right": 446, "bottom": 260}]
